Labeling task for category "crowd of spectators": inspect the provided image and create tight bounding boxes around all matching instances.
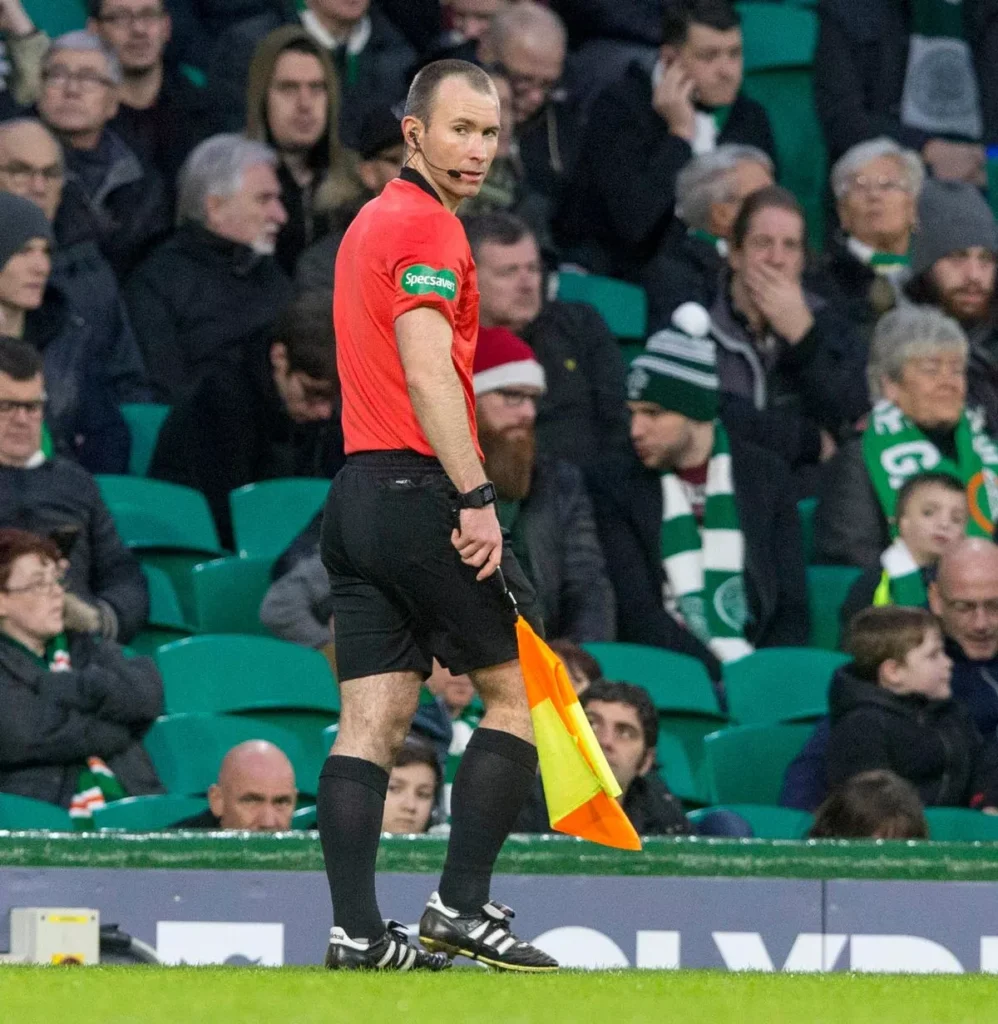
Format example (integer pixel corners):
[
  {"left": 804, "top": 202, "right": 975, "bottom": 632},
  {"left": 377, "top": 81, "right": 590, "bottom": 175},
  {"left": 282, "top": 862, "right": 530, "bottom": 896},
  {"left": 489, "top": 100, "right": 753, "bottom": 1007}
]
[{"left": 3, "top": 0, "right": 998, "bottom": 841}]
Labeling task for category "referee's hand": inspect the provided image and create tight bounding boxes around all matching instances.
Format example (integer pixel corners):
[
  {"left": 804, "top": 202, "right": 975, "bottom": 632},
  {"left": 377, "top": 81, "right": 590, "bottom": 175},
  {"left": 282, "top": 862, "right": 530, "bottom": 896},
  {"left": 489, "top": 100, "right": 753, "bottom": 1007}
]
[{"left": 452, "top": 506, "right": 503, "bottom": 581}]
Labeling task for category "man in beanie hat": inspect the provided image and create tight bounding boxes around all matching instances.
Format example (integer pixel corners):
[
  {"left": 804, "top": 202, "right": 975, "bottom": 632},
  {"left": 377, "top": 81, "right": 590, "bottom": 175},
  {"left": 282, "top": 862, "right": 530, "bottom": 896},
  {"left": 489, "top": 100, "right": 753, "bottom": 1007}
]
[
  {"left": 474, "top": 326, "right": 615, "bottom": 642},
  {"left": 905, "top": 179, "right": 998, "bottom": 430},
  {"left": 0, "top": 191, "right": 127, "bottom": 473},
  {"left": 588, "top": 314, "right": 809, "bottom": 680}
]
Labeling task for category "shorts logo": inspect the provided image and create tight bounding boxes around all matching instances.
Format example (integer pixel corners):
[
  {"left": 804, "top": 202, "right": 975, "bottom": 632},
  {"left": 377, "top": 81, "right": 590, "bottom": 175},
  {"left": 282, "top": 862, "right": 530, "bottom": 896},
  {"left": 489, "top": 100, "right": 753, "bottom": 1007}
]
[{"left": 401, "top": 265, "right": 458, "bottom": 300}]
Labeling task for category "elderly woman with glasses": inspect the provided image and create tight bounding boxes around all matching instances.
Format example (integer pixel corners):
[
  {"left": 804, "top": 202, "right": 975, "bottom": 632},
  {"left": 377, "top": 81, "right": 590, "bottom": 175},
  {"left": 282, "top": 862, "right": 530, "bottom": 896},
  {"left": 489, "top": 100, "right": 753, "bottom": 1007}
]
[
  {"left": 816, "top": 305, "right": 998, "bottom": 568},
  {"left": 814, "top": 138, "right": 924, "bottom": 335},
  {"left": 0, "top": 528, "right": 163, "bottom": 818}
]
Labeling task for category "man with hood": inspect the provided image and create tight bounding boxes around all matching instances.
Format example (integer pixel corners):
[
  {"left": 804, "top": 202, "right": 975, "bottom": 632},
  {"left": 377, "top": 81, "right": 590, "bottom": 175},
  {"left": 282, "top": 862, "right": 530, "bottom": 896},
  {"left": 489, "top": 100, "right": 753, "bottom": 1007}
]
[
  {"left": 244, "top": 26, "right": 362, "bottom": 275},
  {"left": 209, "top": 0, "right": 414, "bottom": 149}
]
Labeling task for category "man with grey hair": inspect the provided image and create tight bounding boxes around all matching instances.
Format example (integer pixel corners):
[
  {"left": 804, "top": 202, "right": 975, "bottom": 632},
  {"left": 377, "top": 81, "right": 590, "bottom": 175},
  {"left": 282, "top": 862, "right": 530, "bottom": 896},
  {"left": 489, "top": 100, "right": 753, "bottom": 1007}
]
[
  {"left": 37, "top": 30, "right": 169, "bottom": 278},
  {"left": 814, "top": 137, "right": 923, "bottom": 336},
  {"left": 644, "top": 143, "right": 773, "bottom": 330},
  {"left": 124, "top": 134, "right": 292, "bottom": 402},
  {"left": 816, "top": 304, "right": 998, "bottom": 567}
]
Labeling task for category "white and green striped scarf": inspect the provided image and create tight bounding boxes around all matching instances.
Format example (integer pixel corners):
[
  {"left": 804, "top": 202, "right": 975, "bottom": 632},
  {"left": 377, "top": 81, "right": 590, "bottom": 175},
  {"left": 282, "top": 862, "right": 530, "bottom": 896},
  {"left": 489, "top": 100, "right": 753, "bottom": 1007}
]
[{"left": 660, "top": 422, "right": 754, "bottom": 662}]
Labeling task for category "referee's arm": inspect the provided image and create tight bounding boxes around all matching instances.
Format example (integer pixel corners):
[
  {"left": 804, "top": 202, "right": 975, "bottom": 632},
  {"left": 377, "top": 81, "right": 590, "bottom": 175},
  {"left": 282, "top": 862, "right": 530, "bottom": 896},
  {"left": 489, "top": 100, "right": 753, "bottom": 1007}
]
[{"left": 397, "top": 306, "right": 502, "bottom": 580}]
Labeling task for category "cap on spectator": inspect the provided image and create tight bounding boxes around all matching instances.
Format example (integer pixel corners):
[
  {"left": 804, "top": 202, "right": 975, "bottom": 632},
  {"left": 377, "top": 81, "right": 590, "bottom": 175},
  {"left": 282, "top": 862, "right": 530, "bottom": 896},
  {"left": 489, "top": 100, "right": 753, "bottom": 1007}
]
[
  {"left": 356, "top": 105, "right": 403, "bottom": 161},
  {"left": 627, "top": 303, "right": 718, "bottom": 422},
  {"left": 474, "top": 327, "right": 546, "bottom": 395},
  {"left": 0, "top": 192, "right": 53, "bottom": 270},
  {"left": 911, "top": 179, "right": 998, "bottom": 279}
]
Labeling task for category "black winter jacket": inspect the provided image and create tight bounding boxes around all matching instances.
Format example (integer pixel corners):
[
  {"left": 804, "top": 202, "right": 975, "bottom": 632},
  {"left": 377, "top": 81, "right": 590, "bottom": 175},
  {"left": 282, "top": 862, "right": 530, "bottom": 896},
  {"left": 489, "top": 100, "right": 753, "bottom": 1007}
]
[
  {"left": 827, "top": 664, "right": 998, "bottom": 808},
  {"left": 515, "top": 770, "right": 691, "bottom": 836},
  {"left": 54, "top": 128, "right": 171, "bottom": 279},
  {"left": 519, "top": 300, "right": 631, "bottom": 468},
  {"left": 814, "top": 0, "right": 998, "bottom": 161},
  {"left": 0, "top": 633, "right": 163, "bottom": 808},
  {"left": 149, "top": 349, "right": 346, "bottom": 549},
  {"left": 0, "top": 458, "right": 149, "bottom": 642},
  {"left": 124, "top": 222, "right": 293, "bottom": 403},
  {"left": 23, "top": 283, "right": 130, "bottom": 475},
  {"left": 557, "top": 63, "right": 776, "bottom": 279},
  {"left": 588, "top": 438, "right": 809, "bottom": 680}
]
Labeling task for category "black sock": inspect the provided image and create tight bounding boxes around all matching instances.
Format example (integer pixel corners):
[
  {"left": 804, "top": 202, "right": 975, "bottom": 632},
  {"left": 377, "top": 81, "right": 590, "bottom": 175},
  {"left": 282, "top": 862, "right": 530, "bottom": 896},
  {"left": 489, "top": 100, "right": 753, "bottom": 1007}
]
[
  {"left": 317, "top": 754, "right": 389, "bottom": 941},
  {"left": 438, "top": 727, "right": 538, "bottom": 915}
]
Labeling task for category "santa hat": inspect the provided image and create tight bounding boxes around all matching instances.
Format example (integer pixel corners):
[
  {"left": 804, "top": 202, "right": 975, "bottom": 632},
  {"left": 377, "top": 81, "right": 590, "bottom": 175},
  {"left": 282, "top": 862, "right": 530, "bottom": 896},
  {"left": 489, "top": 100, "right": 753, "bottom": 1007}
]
[{"left": 474, "top": 327, "right": 547, "bottom": 396}]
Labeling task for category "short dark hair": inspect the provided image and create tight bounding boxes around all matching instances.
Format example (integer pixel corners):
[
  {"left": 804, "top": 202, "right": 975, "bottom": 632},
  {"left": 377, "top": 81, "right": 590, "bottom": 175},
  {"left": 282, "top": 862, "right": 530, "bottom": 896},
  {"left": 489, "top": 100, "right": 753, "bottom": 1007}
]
[
  {"left": 548, "top": 639, "right": 604, "bottom": 691},
  {"left": 809, "top": 769, "right": 928, "bottom": 839},
  {"left": 731, "top": 184, "right": 806, "bottom": 251},
  {"left": 272, "top": 292, "right": 337, "bottom": 383},
  {"left": 463, "top": 210, "right": 534, "bottom": 259},
  {"left": 662, "top": 0, "right": 740, "bottom": 47},
  {"left": 895, "top": 471, "right": 966, "bottom": 522},
  {"left": 87, "top": 0, "right": 165, "bottom": 19},
  {"left": 582, "top": 680, "right": 658, "bottom": 755},
  {"left": 0, "top": 528, "right": 61, "bottom": 590},
  {"left": 846, "top": 606, "right": 940, "bottom": 682},
  {"left": 404, "top": 58, "right": 496, "bottom": 128},
  {"left": 0, "top": 337, "right": 43, "bottom": 381},
  {"left": 394, "top": 733, "right": 443, "bottom": 828}
]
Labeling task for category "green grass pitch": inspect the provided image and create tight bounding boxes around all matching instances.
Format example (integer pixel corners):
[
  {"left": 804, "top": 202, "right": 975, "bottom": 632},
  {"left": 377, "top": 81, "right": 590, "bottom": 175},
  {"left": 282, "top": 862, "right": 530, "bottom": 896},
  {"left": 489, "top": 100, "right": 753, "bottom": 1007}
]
[{"left": 1, "top": 966, "right": 996, "bottom": 1024}]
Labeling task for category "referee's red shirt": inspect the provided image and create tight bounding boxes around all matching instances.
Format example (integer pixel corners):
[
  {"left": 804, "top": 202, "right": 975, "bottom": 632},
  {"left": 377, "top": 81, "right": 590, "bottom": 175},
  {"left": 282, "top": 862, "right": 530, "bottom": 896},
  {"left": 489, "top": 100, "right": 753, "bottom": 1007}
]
[{"left": 334, "top": 169, "right": 482, "bottom": 460}]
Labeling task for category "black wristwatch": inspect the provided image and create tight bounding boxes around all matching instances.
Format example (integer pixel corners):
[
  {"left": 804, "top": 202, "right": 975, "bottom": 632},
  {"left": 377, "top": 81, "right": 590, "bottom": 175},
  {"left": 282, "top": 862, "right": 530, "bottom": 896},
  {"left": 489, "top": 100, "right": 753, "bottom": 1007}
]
[{"left": 457, "top": 481, "right": 498, "bottom": 509}]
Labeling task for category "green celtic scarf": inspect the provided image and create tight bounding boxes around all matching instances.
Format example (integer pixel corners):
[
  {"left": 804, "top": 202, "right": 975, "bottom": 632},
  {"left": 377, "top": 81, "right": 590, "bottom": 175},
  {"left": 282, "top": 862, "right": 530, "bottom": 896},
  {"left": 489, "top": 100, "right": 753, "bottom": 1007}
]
[
  {"left": 659, "top": 422, "right": 753, "bottom": 662},
  {"left": 862, "top": 400, "right": 998, "bottom": 536}
]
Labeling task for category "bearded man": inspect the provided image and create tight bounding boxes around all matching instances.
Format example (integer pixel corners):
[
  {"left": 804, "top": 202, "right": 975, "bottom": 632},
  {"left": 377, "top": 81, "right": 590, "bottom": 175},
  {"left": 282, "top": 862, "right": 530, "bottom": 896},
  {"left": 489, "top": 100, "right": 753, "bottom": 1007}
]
[{"left": 472, "top": 326, "right": 615, "bottom": 642}]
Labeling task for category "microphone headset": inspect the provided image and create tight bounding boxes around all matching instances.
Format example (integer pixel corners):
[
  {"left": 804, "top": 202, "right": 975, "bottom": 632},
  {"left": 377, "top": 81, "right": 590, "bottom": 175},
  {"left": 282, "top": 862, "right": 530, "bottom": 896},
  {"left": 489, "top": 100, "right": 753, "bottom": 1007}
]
[{"left": 408, "top": 130, "right": 463, "bottom": 180}]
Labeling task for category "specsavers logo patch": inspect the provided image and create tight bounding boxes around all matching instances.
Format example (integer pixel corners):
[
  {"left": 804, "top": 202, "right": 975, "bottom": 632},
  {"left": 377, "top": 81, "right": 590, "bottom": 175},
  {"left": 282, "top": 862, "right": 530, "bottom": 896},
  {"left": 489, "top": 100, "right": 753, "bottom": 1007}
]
[{"left": 401, "top": 265, "right": 457, "bottom": 300}]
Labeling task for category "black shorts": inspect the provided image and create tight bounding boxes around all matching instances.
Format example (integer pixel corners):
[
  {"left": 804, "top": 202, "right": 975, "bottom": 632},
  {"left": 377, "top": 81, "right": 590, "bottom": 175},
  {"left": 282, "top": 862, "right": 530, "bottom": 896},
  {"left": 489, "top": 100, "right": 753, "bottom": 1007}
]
[{"left": 319, "top": 450, "right": 543, "bottom": 682}]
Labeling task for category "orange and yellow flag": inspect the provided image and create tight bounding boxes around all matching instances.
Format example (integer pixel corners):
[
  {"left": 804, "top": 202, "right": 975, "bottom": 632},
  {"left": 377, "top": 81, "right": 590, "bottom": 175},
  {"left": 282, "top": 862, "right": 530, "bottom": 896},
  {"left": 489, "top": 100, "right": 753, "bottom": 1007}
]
[{"left": 516, "top": 616, "right": 642, "bottom": 851}]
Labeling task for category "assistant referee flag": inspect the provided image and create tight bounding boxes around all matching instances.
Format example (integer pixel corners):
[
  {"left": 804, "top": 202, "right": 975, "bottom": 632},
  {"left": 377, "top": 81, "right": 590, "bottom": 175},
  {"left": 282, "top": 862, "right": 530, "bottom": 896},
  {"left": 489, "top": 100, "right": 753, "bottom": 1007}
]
[{"left": 516, "top": 617, "right": 642, "bottom": 851}]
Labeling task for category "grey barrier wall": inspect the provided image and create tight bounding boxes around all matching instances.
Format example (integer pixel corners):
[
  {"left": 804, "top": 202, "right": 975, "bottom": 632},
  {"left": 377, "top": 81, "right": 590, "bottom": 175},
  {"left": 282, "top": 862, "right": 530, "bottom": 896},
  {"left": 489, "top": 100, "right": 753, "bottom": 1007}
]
[{"left": 5, "top": 867, "right": 998, "bottom": 971}]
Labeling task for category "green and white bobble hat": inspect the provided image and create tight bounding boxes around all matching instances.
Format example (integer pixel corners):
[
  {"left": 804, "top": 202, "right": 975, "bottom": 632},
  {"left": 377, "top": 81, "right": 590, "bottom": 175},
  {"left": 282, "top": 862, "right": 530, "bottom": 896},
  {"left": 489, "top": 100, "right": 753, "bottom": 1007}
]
[{"left": 626, "top": 303, "right": 719, "bottom": 422}]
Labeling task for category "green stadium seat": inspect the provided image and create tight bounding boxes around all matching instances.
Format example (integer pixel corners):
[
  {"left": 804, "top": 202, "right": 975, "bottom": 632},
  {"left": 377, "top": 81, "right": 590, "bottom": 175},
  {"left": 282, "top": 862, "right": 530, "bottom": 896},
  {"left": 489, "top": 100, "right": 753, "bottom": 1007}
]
[
  {"left": 155, "top": 634, "right": 339, "bottom": 783},
  {"left": 797, "top": 497, "right": 817, "bottom": 565},
  {"left": 807, "top": 565, "right": 863, "bottom": 651},
  {"left": 722, "top": 647, "right": 848, "bottom": 725},
  {"left": 736, "top": 3, "right": 827, "bottom": 250},
  {"left": 556, "top": 272, "right": 648, "bottom": 339},
  {"left": 97, "top": 476, "right": 224, "bottom": 620},
  {"left": 687, "top": 803, "right": 814, "bottom": 839},
  {"left": 924, "top": 808, "right": 998, "bottom": 842},
  {"left": 119, "top": 403, "right": 171, "bottom": 477},
  {"left": 656, "top": 717, "right": 721, "bottom": 805},
  {"left": 130, "top": 564, "right": 195, "bottom": 656},
  {"left": 229, "top": 478, "right": 331, "bottom": 560},
  {"left": 620, "top": 343, "right": 643, "bottom": 371},
  {"left": 92, "top": 795, "right": 208, "bottom": 831},
  {"left": 0, "top": 793, "right": 73, "bottom": 830},
  {"left": 704, "top": 723, "right": 813, "bottom": 804},
  {"left": 96, "top": 476, "right": 222, "bottom": 554},
  {"left": 583, "top": 642, "right": 723, "bottom": 715},
  {"left": 143, "top": 713, "right": 319, "bottom": 796},
  {"left": 155, "top": 634, "right": 338, "bottom": 716},
  {"left": 24, "top": 0, "right": 86, "bottom": 35},
  {"left": 190, "top": 556, "right": 273, "bottom": 635}
]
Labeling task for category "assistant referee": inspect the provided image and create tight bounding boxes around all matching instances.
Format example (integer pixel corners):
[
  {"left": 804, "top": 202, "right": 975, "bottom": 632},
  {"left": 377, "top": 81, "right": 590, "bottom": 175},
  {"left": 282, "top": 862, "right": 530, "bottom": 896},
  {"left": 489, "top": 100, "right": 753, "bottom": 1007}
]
[{"left": 318, "top": 60, "right": 557, "bottom": 973}]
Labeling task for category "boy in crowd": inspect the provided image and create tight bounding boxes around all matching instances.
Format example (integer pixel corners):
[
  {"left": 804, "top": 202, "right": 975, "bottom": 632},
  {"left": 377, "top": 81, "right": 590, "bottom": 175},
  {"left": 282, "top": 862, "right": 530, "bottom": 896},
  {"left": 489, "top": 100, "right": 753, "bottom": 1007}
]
[
  {"left": 827, "top": 606, "right": 998, "bottom": 811},
  {"left": 840, "top": 472, "right": 967, "bottom": 630}
]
